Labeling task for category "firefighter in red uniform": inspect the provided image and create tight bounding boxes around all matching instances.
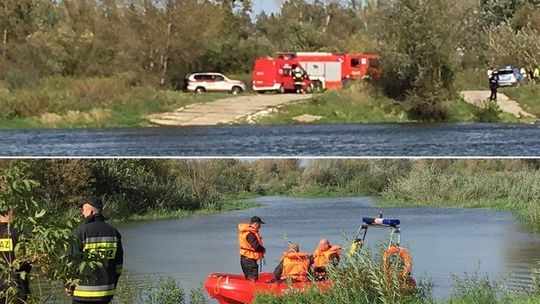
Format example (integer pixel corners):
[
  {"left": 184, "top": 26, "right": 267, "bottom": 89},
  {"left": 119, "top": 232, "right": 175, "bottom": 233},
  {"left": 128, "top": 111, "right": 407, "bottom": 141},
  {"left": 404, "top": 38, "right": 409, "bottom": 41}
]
[{"left": 238, "top": 216, "right": 266, "bottom": 281}]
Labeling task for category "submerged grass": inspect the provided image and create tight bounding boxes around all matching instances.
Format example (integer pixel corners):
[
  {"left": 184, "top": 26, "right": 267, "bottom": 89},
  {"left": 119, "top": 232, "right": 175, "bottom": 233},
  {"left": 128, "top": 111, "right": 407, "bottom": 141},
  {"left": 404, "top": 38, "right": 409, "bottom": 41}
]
[{"left": 125, "top": 201, "right": 263, "bottom": 222}]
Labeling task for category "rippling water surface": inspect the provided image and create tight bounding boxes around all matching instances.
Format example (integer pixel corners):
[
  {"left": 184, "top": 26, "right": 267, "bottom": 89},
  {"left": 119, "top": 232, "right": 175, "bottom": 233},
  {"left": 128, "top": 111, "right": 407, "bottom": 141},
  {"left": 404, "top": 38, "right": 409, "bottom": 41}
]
[
  {"left": 1, "top": 123, "right": 539, "bottom": 156},
  {"left": 116, "top": 197, "right": 540, "bottom": 300}
]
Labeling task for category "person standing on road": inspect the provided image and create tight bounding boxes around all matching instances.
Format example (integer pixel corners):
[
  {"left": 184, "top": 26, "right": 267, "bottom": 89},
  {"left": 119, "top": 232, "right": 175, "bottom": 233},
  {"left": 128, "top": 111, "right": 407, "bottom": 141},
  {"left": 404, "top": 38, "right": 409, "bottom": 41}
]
[
  {"left": 238, "top": 216, "right": 266, "bottom": 281},
  {"left": 67, "top": 197, "right": 123, "bottom": 304},
  {"left": 489, "top": 70, "right": 500, "bottom": 101},
  {"left": 293, "top": 66, "right": 304, "bottom": 94}
]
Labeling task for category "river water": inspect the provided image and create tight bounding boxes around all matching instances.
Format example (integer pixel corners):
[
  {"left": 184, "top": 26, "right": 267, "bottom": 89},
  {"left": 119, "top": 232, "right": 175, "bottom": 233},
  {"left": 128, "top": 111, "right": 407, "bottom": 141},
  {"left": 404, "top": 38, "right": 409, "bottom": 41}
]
[
  {"left": 116, "top": 197, "right": 540, "bottom": 301},
  {"left": 1, "top": 123, "right": 539, "bottom": 156}
]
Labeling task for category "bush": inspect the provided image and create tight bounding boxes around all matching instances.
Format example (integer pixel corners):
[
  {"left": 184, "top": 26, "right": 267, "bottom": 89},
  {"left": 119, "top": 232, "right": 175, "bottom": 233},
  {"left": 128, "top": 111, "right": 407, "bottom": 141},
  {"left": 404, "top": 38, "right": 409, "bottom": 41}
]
[
  {"left": 473, "top": 100, "right": 502, "bottom": 122},
  {"left": 405, "top": 89, "right": 449, "bottom": 122},
  {"left": 5, "top": 69, "right": 37, "bottom": 90}
]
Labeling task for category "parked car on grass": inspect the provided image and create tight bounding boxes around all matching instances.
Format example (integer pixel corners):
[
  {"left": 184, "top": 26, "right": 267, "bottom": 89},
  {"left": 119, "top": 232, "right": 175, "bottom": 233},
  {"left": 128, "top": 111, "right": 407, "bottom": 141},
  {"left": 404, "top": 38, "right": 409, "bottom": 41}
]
[
  {"left": 497, "top": 66, "right": 525, "bottom": 87},
  {"left": 185, "top": 73, "right": 246, "bottom": 94}
]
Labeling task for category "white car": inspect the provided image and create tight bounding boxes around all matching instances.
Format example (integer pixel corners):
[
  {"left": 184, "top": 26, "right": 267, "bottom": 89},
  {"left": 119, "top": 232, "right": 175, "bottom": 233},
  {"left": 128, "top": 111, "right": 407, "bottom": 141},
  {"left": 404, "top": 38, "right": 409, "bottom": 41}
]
[{"left": 185, "top": 73, "right": 246, "bottom": 94}]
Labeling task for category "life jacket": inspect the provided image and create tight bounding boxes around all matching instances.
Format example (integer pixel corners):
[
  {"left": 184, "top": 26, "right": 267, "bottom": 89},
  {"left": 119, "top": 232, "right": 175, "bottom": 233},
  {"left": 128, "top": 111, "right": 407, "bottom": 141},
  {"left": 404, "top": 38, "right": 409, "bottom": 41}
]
[
  {"left": 280, "top": 252, "right": 310, "bottom": 282},
  {"left": 238, "top": 223, "right": 264, "bottom": 260},
  {"left": 313, "top": 245, "right": 341, "bottom": 268}
]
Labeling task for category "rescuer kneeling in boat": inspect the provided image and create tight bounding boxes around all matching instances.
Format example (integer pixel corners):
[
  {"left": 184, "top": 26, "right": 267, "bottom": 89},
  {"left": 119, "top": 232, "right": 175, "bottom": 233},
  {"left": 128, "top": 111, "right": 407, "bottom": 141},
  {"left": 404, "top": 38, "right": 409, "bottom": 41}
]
[
  {"left": 238, "top": 216, "right": 266, "bottom": 281},
  {"left": 310, "top": 239, "right": 341, "bottom": 280},
  {"left": 272, "top": 243, "right": 310, "bottom": 283}
]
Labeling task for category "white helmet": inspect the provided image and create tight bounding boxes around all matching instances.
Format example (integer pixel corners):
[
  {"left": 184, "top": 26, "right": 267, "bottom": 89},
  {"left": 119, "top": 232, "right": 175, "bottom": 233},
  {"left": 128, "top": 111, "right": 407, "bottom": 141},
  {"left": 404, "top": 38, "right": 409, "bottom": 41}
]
[{"left": 295, "top": 67, "right": 301, "bottom": 72}]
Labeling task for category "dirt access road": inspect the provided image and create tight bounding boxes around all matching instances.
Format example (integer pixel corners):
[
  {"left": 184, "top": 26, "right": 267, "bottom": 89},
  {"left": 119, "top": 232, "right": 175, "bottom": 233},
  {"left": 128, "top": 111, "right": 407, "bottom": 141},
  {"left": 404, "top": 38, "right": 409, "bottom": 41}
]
[
  {"left": 148, "top": 94, "right": 313, "bottom": 126},
  {"left": 460, "top": 91, "right": 535, "bottom": 118}
]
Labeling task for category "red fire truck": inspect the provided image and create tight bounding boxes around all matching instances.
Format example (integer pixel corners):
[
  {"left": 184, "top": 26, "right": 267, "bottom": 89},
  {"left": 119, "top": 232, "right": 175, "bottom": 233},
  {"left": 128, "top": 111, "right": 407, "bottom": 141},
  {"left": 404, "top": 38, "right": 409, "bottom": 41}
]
[
  {"left": 252, "top": 52, "right": 381, "bottom": 93},
  {"left": 251, "top": 57, "right": 313, "bottom": 93}
]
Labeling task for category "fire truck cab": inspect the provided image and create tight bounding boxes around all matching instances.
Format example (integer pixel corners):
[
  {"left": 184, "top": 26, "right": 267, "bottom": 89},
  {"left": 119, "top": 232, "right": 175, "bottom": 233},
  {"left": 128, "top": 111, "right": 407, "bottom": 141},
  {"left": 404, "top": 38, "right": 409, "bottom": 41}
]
[
  {"left": 252, "top": 52, "right": 381, "bottom": 93},
  {"left": 252, "top": 57, "right": 312, "bottom": 93}
]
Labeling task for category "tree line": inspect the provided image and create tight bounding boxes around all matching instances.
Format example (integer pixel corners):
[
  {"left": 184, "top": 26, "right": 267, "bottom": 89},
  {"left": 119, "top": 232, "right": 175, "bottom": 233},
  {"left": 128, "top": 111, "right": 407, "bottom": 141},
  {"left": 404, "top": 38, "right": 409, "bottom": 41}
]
[
  {"left": 0, "top": 159, "right": 538, "bottom": 221},
  {"left": 2, "top": 1, "right": 540, "bottom": 119}
]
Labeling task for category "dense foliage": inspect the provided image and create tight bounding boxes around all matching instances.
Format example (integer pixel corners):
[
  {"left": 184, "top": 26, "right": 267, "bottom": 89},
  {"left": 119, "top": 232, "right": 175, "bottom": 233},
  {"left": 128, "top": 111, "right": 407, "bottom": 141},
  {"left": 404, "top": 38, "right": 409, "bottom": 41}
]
[
  {"left": 2, "top": 0, "right": 540, "bottom": 120},
  {"left": 0, "top": 159, "right": 539, "bottom": 227}
]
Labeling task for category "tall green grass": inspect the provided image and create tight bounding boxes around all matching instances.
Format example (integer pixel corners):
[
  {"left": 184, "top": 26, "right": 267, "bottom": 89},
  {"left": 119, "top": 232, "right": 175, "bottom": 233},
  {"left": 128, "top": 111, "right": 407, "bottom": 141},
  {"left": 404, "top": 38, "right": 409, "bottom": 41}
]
[
  {"left": 380, "top": 162, "right": 540, "bottom": 231},
  {"left": 254, "top": 248, "right": 430, "bottom": 304},
  {"left": 454, "top": 69, "right": 490, "bottom": 91},
  {"left": 0, "top": 74, "right": 226, "bottom": 129},
  {"left": 257, "top": 82, "right": 411, "bottom": 124},
  {"left": 254, "top": 245, "right": 540, "bottom": 304},
  {"left": 501, "top": 84, "right": 540, "bottom": 117}
]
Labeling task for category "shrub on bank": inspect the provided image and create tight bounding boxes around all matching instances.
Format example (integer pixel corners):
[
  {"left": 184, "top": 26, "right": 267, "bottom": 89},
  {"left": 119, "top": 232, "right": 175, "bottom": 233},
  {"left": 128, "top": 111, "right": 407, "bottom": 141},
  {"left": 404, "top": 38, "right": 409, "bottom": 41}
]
[
  {"left": 381, "top": 161, "right": 540, "bottom": 230},
  {"left": 472, "top": 100, "right": 502, "bottom": 122}
]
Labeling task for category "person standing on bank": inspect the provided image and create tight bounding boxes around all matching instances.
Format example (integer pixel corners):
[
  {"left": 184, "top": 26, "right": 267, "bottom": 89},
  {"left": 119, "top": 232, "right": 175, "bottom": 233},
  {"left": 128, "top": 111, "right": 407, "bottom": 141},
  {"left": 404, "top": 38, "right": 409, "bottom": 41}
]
[
  {"left": 67, "top": 197, "right": 123, "bottom": 304},
  {"left": 489, "top": 69, "right": 500, "bottom": 101},
  {"left": 238, "top": 216, "right": 266, "bottom": 281},
  {"left": 0, "top": 209, "right": 31, "bottom": 304}
]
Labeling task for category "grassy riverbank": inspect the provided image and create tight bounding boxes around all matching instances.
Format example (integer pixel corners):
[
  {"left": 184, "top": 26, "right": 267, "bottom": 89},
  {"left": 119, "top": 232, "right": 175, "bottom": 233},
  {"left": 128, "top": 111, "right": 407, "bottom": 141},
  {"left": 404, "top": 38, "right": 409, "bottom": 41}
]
[
  {"left": 501, "top": 84, "right": 540, "bottom": 117},
  {"left": 378, "top": 161, "right": 540, "bottom": 231},
  {"left": 253, "top": 81, "right": 523, "bottom": 125},
  {"left": 0, "top": 74, "right": 225, "bottom": 129},
  {"left": 0, "top": 73, "right": 533, "bottom": 129},
  {"left": 255, "top": 83, "right": 411, "bottom": 124}
]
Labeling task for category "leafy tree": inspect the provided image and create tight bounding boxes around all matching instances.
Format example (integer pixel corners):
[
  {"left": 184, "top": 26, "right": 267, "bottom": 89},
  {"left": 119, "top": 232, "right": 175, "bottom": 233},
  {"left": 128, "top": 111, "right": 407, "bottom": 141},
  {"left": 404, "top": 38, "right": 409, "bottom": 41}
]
[
  {"left": 366, "top": 0, "right": 457, "bottom": 120},
  {"left": 481, "top": 0, "right": 540, "bottom": 26},
  {"left": 0, "top": 164, "right": 97, "bottom": 303}
]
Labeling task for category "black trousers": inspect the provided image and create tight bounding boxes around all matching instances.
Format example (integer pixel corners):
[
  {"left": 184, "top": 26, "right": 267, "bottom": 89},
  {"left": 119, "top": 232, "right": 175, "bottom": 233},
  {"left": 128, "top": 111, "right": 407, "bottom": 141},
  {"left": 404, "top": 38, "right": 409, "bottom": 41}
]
[
  {"left": 240, "top": 256, "right": 259, "bottom": 281},
  {"left": 490, "top": 88, "right": 497, "bottom": 101}
]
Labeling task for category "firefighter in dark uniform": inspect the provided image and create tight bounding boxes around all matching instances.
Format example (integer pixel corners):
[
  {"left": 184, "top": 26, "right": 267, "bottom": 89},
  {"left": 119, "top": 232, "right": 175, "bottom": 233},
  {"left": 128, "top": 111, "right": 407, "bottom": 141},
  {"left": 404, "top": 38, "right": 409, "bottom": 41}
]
[
  {"left": 67, "top": 197, "right": 123, "bottom": 304},
  {"left": 0, "top": 209, "right": 31, "bottom": 304},
  {"left": 238, "top": 216, "right": 266, "bottom": 281},
  {"left": 489, "top": 69, "right": 500, "bottom": 101},
  {"left": 293, "top": 66, "right": 304, "bottom": 93}
]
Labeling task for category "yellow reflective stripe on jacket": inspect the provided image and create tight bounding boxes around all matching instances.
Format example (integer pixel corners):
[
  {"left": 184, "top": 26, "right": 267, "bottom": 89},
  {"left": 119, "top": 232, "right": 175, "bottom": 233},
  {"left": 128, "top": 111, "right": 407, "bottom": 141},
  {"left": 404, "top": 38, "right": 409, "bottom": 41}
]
[
  {"left": 74, "top": 284, "right": 115, "bottom": 298},
  {"left": 84, "top": 242, "right": 117, "bottom": 250},
  {"left": 84, "top": 242, "right": 117, "bottom": 259},
  {"left": 0, "top": 238, "right": 13, "bottom": 252},
  {"left": 73, "top": 290, "right": 115, "bottom": 297}
]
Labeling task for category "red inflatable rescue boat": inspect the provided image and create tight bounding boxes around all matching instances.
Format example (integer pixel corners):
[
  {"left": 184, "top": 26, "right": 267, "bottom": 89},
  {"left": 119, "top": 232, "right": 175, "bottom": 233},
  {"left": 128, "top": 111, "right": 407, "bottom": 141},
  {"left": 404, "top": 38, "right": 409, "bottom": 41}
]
[{"left": 204, "top": 272, "right": 331, "bottom": 304}]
